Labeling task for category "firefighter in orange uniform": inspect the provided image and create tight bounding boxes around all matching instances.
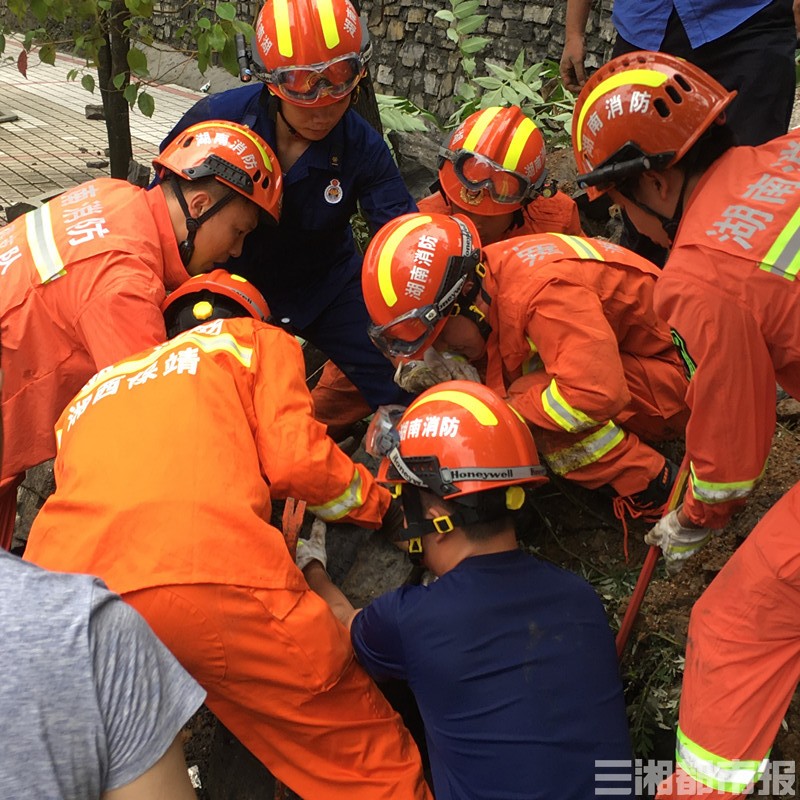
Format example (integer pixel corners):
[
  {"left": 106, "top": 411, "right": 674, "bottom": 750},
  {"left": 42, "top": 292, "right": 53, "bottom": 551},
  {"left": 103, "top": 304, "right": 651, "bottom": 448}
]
[
  {"left": 572, "top": 51, "right": 800, "bottom": 797},
  {"left": 23, "top": 271, "right": 431, "bottom": 800},
  {"left": 314, "top": 105, "right": 584, "bottom": 440},
  {"left": 362, "top": 213, "right": 689, "bottom": 529},
  {"left": 0, "top": 120, "right": 282, "bottom": 551}
]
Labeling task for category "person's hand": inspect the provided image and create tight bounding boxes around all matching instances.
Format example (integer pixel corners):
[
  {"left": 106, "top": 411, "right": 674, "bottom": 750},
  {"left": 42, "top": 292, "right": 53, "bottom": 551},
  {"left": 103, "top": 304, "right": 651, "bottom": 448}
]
[
  {"left": 378, "top": 496, "right": 406, "bottom": 541},
  {"left": 644, "top": 509, "right": 712, "bottom": 576},
  {"left": 295, "top": 518, "right": 327, "bottom": 571},
  {"left": 393, "top": 347, "right": 480, "bottom": 393},
  {"left": 560, "top": 36, "right": 587, "bottom": 93}
]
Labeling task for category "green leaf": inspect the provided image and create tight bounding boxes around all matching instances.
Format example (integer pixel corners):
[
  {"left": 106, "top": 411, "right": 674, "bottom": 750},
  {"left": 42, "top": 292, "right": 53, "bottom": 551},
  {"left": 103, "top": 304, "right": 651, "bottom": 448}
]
[
  {"left": 197, "top": 17, "right": 211, "bottom": 29},
  {"left": 459, "top": 36, "right": 490, "bottom": 54},
  {"left": 81, "top": 73, "right": 95, "bottom": 93},
  {"left": 220, "top": 35, "right": 239, "bottom": 76},
  {"left": 123, "top": 83, "right": 139, "bottom": 105},
  {"left": 127, "top": 47, "right": 148, "bottom": 77},
  {"left": 473, "top": 76, "right": 502, "bottom": 90},
  {"left": 30, "top": 0, "right": 47, "bottom": 21},
  {"left": 113, "top": 72, "right": 127, "bottom": 89},
  {"left": 514, "top": 49, "right": 525, "bottom": 74},
  {"left": 434, "top": 10, "right": 455, "bottom": 22},
  {"left": 137, "top": 91, "right": 155, "bottom": 117},
  {"left": 208, "top": 22, "right": 226, "bottom": 52},
  {"left": 216, "top": 2, "right": 236, "bottom": 21},
  {"left": 0, "top": 33, "right": 6, "bottom": 56},
  {"left": 446, "top": 28, "right": 459, "bottom": 44},
  {"left": 67, "top": 68, "right": 79, "bottom": 81},
  {"left": 453, "top": 0, "right": 480, "bottom": 18},
  {"left": 38, "top": 43, "right": 56, "bottom": 65},
  {"left": 455, "top": 15, "right": 485, "bottom": 35},
  {"left": 485, "top": 62, "right": 515, "bottom": 80},
  {"left": 97, "top": 0, "right": 111, "bottom": 10}
]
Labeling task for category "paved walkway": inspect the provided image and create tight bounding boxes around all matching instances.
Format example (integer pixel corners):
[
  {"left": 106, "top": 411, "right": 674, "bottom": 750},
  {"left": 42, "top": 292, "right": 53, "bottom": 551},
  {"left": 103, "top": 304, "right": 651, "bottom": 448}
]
[{"left": 0, "top": 38, "right": 205, "bottom": 222}]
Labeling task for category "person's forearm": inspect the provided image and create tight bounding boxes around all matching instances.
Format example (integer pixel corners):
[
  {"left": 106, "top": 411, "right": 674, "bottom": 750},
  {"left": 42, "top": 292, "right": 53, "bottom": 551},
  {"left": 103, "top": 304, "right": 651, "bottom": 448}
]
[
  {"left": 565, "top": 0, "right": 592, "bottom": 40},
  {"left": 303, "top": 561, "right": 358, "bottom": 630}
]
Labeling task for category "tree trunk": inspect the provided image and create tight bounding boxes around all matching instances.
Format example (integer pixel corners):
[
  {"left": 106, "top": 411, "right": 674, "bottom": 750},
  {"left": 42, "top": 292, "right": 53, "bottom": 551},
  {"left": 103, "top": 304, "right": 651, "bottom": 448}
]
[
  {"left": 98, "top": 0, "right": 132, "bottom": 179},
  {"left": 349, "top": 0, "right": 383, "bottom": 136}
]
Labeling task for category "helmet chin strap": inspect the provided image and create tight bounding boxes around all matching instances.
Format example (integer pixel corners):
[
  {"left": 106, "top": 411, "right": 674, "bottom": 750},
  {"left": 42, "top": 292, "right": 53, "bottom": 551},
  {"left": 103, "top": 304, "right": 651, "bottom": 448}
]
[
  {"left": 170, "top": 176, "right": 236, "bottom": 266},
  {"left": 622, "top": 168, "right": 690, "bottom": 246},
  {"left": 276, "top": 99, "right": 305, "bottom": 140}
]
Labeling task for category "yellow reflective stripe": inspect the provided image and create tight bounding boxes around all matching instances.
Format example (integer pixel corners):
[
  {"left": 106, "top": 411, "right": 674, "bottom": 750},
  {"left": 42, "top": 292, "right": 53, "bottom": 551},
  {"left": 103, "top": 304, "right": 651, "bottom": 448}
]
[
  {"left": 25, "top": 203, "right": 65, "bottom": 284},
  {"left": 759, "top": 205, "right": 800, "bottom": 280},
  {"left": 309, "top": 468, "right": 364, "bottom": 521},
  {"left": 689, "top": 462, "right": 762, "bottom": 504},
  {"left": 70, "top": 331, "right": 252, "bottom": 404},
  {"left": 544, "top": 421, "right": 625, "bottom": 475},
  {"left": 463, "top": 107, "right": 501, "bottom": 151},
  {"left": 409, "top": 389, "right": 498, "bottom": 426},
  {"left": 521, "top": 335, "right": 541, "bottom": 374},
  {"left": 274, "top": 0, "right": 293, "bottom": 58},
  {"left": 676, "top": 726, "right": 769, "bottom": 794},
  {"left": 502, "top": 117, "right": 536, "bottom": 172},
  {"left": 378, "top": 215, "right": 431, "bottom": 308},
  {"left": 550, "top": 232, "right": 605, "bottom": 260},
  {"left": 576, "top": 70, "right": 668, "bottom": 152},
  {"left": 542, "top": 378, "right": 600, "bottom": 432},
  {"left": 316, "top": 0, "right": 340, "bottom": 50}
]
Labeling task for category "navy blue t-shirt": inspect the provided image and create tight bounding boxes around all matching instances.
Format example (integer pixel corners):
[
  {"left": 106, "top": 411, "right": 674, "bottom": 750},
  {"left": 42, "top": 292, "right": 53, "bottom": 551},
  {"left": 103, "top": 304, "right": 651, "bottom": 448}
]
[
  {"left": 160, "top": 85, "right": 416, "bottom": 328},
  {"left": 351, "top": 549, "right": 632, "bottom": 800}
]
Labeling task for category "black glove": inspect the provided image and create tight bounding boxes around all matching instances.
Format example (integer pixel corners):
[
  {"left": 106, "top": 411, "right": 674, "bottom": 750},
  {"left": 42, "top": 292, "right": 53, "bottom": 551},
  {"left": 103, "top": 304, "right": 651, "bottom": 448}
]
[{"left": 378, "top": 496, "right": 406, "bottom": 541}]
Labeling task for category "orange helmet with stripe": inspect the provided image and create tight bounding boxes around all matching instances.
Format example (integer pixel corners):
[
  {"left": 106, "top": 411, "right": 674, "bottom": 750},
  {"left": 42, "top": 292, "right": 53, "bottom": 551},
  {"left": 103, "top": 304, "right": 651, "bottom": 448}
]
[
  {"left": 154, "top": 120, "right": 283, "bottom": 225},
  {"left": 162, "top": 269, "right": 271, "bottom": 338},
  {"left": 254, "top": 0, "right": 370, "bottom": 107},
  {"left": 439, "top": 106, "right": 549, "bottom": 216},
  {"left": 572, "top": 51, "right": 735, "bottom": 199},
  {"left": 362, "top": 213, "right": 481, "bottom": 359}
]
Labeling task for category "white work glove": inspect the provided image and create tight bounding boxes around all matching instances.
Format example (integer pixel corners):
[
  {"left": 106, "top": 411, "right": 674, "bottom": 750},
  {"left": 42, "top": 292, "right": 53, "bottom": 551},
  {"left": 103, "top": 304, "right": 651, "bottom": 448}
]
[
  {"left": 393, "top": 347, "right": 481, "bottom": 393},
  {"left": 295, "top": 518, "right": 327, "bottom": 572},
  {"left": 644, "top": 509, "right": 712, "bottom": 576}
]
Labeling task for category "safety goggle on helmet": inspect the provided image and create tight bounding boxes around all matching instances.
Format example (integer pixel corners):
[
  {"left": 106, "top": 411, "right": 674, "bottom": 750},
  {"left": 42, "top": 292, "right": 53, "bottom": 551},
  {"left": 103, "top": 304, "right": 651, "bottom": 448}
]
[
  {"left": 366, "top": 382, "right": 548, "bottom": 557},
  {"left": 439, "top": 106, "right": 553, "bottom": 215},
  {"left": 254, "top": 0, "right": 371, "bottom": 106},
  {"left": 362, "top": 213, "right": 482, "bottom": 359}
]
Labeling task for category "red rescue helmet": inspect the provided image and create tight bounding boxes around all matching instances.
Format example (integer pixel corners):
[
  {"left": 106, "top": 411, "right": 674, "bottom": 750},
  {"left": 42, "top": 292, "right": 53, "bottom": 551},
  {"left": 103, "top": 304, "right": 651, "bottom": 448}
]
[
  {"left": 572, "top": 51, "right": 735, "bottom": 199},
  {"left": 362, "top": 213, "right": 481, "bottom": 359},
  {"left": 162, "top": 269, "right": 271, "bottom": 338},
  {"left": 371, "top": 381, "right": 548, "bottom": 502},
  {"left": 254, "top": 0, "right": 370, "bottom": 107},
  {"left": 154, "top": 120, "right": 283, "bottom": 225},
  {"left": 439, "top": 106, "right": 550, "bottom": 215}
]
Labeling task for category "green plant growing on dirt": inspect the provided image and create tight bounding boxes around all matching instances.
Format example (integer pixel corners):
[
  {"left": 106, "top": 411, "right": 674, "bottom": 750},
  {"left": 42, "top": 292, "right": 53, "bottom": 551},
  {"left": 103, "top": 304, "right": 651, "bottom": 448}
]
[
  {"left": 434, "top": 0, "right": 576, "bottom": 143},
  {"left": 376, "top": 93, "right": 440, "bottom": 154},
  {"left": 0, "top": 0, "right": 253, "bottom": 178}
]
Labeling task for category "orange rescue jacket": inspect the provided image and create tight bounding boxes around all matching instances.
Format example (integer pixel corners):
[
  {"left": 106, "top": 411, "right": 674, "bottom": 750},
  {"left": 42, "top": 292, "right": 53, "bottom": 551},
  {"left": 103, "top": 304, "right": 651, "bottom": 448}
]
[
  {"left": 480, "top": 234, "right": 686, "bottom": 433},
  {"left": 655, "top": 130, "right": 800, "bottom": 528},
  {"left": 23, "top": 317, "right": 390, "bottom": 593},
  {"left": 0, "top": 178, "right": 188, "bottom": 481}
]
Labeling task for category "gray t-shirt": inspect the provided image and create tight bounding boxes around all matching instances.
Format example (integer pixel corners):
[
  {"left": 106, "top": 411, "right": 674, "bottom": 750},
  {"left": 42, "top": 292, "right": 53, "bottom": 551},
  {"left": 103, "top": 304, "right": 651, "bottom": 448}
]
[{"left": 0, "top": 552, "right": 206, "bottom": 798}]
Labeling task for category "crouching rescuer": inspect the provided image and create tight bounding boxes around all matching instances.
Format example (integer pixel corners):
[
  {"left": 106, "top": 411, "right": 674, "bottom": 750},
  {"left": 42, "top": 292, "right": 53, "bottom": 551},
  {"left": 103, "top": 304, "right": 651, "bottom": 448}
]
[
  {"left": 297, "top": 380, "right": 633, "bottom": 799},
  {"left": 23, "top": 271, "right": 432, "bottom": 800},
  {"left": 361, "top": 212, "right": 690, "bottom": 541}
]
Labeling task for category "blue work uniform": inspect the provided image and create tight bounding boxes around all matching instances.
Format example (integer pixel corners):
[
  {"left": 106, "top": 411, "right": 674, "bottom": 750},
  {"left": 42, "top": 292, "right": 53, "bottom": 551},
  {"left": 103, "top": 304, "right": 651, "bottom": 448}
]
[
  {"left": 351, "top": 549, "right": 632, "bottom": 800},
  {"left": 160, "top": 84, "right": 416, "bottom": 409}
]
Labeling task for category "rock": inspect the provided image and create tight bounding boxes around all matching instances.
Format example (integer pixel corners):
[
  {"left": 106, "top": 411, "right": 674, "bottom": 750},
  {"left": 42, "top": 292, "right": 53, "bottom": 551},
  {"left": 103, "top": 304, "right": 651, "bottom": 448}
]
[
  {"left": 777, "top": 397, "right": 800, "bottom": 424},
  {"left": 13, "top": 461, "right": 55, "bottom": 550},
  {"left": 84, "top": 104, "right": 105, "bottom": 120},
  {"left": 86, "top": 159, "right": 110, "bottom": 169},
  {"left": 127, "top": 159, "right": 151, "bottom": 188}
]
